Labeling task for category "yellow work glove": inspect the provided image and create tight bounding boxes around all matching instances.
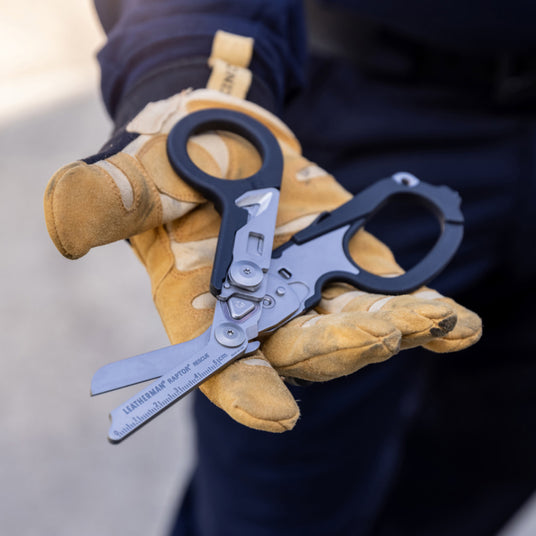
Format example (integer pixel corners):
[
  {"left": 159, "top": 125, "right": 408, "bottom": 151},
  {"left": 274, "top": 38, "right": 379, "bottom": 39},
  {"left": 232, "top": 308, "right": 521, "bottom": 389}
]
[{"left": 44, "top": 89, "right": 482, "bottom": 432}]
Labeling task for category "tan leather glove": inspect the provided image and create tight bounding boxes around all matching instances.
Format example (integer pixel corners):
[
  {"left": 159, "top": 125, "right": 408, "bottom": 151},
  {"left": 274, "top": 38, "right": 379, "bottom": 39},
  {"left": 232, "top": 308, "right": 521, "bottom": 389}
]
[{"left": 44, "top": 89, "right": 482, "bottom": 432}]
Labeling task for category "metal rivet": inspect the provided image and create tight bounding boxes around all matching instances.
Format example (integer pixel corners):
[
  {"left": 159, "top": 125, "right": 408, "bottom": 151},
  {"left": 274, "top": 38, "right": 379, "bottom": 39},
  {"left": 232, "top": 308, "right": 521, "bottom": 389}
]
[
  {"left": 393, "top": 172, "right": 419, "bottom": 187},
  {"left": 276, "top": 287, "right": 286, "bottom": 296},
  {"left": 229, "top": 261, "right": 263, "bottom": 290},
  {"left": 215, "top": 323, "right": 246, "bottom": 348},
  {"left": 262, "top": 295, "right": 275, "bottom": 308}
]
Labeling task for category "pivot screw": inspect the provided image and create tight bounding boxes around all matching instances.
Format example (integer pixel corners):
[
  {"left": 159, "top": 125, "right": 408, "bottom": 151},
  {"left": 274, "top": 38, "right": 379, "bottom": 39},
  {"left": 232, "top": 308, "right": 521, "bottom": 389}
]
[
  {"left": 215, "top": 322, "right": 246, "bottom": 348},
  {"left": 229, "top": 261, "right": 263, "bottom": 290}
]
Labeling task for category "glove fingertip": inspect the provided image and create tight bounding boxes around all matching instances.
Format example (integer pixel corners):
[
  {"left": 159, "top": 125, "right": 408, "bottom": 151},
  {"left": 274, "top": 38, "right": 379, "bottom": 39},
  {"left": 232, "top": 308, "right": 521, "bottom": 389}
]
[
  {"left": 44, "top": 162, "right": 91, "bottom": 259},
  {"left": 423, "top": 302, "right": 483, "bottom": 353},
  {"left": 423, "top": 324, "right": 483, "bottom": 353}
]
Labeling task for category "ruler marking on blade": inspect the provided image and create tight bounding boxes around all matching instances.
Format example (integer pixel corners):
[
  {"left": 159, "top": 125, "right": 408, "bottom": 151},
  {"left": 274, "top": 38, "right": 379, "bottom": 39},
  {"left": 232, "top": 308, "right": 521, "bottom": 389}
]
[{"left": 108, "top": 347, "right": 243, "bottom": 441}]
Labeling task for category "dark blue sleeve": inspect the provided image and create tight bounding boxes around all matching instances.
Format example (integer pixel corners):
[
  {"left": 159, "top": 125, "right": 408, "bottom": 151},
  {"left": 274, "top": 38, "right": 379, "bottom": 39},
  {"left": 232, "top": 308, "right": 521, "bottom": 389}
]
[{"left": 94, "top": 0, "right": 307, "bottom": 125}]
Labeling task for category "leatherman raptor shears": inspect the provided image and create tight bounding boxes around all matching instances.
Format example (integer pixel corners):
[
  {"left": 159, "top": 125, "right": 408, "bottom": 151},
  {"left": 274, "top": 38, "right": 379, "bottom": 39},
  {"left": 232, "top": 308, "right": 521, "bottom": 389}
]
[{"left": 91, "top": 108, "right": 464, "bottom": 443}]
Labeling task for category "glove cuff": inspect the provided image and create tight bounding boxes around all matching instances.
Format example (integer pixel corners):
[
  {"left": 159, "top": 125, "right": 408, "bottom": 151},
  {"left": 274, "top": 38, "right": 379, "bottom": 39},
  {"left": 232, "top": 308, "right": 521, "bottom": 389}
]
[{"left": 113, "top": 58, "right": 277, "bottom": 131}]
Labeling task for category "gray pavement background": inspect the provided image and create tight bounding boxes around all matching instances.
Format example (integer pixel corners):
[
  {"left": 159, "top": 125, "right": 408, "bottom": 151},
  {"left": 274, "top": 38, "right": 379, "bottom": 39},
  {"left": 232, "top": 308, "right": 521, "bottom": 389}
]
[
  {"left": 0, "top": 3, "right": 193, "bottom": 535},
  {"left": 1, "top": 2, "right": 536, "bottom": 535},
  {"left": 0, "top": 91, "right": 194, "bottom": 536}
]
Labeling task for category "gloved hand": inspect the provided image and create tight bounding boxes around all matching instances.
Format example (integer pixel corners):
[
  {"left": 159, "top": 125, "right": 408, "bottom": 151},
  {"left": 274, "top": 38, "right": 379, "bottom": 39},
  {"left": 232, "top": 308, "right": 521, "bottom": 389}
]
[{"left": 44, "top": 88, "right": 482, "bottom": 432}]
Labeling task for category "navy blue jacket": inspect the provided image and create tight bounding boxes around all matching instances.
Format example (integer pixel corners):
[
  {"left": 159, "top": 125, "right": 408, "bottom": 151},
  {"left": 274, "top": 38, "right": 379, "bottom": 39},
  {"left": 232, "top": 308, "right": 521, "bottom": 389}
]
[{"left": 94, "top": 0, "right": 536, "bottom": 123}]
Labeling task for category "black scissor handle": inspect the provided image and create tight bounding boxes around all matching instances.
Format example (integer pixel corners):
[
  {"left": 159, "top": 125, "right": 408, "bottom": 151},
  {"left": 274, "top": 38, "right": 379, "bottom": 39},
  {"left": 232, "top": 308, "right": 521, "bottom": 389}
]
[
  {"left": 167, "top": 108, "right": 283, "bottom": 295},
  {"left": 291, "top": 173, "right": 464, "bottom": 300}
]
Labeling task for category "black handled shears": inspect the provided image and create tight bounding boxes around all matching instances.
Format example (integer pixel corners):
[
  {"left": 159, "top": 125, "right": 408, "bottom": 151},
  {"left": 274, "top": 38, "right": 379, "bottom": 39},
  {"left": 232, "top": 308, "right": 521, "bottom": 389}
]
[{"left": 91, "top": 108, "right": 464, "bottom": 442}]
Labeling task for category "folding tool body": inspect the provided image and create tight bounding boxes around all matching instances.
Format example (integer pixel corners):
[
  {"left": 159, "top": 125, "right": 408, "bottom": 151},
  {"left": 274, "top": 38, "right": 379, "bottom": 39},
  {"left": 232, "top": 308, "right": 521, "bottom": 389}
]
[
  {"left": 92, "top": 109, "right": 464, "bottom": 442},
  {"left": 107, "top": 186, "right": 282, "bottom": 441}
]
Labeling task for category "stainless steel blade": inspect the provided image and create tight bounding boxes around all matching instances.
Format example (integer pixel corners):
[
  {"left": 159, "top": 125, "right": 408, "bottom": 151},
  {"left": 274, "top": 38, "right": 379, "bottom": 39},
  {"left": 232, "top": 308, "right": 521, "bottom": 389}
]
[
  {"left": 101, "top": 182, "right": 283, "bottom": 442},
  {"left": 108, "top": 336, "right": 248, "bottom": 442},
  {"left": 91, "top": 329, "right": 211, "bottom": 395}
]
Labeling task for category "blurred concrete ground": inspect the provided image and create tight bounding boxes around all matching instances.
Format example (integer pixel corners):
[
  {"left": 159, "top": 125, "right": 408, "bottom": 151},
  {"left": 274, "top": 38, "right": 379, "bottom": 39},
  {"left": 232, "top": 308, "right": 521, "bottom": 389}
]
[
  {"left": 0, "top": 2, "right": 193, "bottom": 536},
  {"left": 1, "top": 1, "right": 536, "bottom": 535}
]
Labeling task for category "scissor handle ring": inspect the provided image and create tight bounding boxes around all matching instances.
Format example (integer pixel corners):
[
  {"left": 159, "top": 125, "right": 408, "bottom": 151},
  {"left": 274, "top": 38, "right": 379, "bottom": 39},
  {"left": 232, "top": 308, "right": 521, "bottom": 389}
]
[
  {"left": 287, "top": 174, "right": 464, "bottom": 302},
  {"left": 167, "top": 108, "right": 282, "bottom": 210},
  {"left": 166, "top": 108, "right": 283, "bottom": 295}
]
